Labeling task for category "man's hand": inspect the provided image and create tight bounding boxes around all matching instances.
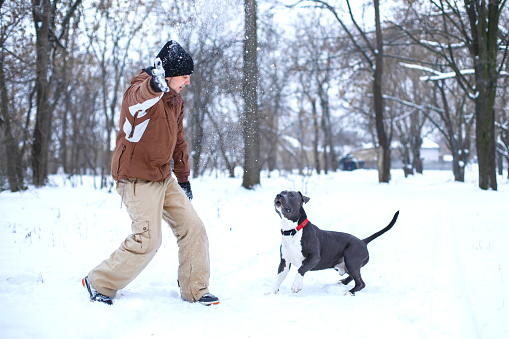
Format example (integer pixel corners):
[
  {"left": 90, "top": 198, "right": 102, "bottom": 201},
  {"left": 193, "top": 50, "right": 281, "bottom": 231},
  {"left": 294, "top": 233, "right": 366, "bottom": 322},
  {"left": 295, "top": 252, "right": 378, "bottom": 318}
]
[
  {"left": 178, "top": 181, "right": 193, "bottom": 201},
  {"left": 149, "top": 57, "right": 170, "bottom": 93}
]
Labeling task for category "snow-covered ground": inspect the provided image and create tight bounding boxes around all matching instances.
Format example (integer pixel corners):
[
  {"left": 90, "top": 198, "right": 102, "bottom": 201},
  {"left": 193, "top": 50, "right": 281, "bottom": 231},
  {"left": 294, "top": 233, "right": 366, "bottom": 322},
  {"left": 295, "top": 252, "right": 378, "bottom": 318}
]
[{"left": 1, "top": 168, "right": 508, "bottom": 339}]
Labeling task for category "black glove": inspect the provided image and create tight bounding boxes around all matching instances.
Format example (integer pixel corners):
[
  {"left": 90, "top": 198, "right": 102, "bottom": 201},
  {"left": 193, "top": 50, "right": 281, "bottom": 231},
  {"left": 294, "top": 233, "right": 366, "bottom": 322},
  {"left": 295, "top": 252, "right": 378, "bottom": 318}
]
[
  {"left": 179, "top": 181, "right": 193, "bottom": 201},
  {"left": 146, "top": 57, "right": 169, "bottom": 93}
]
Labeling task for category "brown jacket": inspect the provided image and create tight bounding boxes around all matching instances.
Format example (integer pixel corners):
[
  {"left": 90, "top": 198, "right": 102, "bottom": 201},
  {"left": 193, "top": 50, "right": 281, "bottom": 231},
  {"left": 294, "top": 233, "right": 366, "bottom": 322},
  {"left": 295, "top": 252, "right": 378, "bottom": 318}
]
[{"left": 111, "top": 70, "right": 190, "bottom": 183}]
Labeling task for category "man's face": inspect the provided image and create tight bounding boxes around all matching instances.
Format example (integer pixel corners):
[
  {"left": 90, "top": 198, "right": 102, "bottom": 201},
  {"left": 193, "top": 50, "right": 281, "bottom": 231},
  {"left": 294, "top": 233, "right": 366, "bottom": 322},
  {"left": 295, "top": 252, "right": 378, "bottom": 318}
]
[{"left": 167, "top": 75, "right": 191, "bottom": 93}]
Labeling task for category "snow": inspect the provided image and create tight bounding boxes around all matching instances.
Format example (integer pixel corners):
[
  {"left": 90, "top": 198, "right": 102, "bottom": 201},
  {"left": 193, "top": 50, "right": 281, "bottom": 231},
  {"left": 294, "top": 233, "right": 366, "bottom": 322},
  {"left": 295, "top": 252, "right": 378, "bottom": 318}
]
[
  {"left": 400, "top": 62, "right": 441, "bottom": 75},
  {"left": 420, "top": 69, "right": 475, "bottom": 82},
  {"left": 421, "top": 137, "right": 439, "bottom": 149},
  {"left": 1, "top": 168, "right": 508, "bottom": 339},
  {"left": 443, "top": 154, "right": 454, "bottom": 162},
  {"left": 400, "top": 62, "right": 476, "bottom": 82},
  {"left": 419, "top": 40, "right": 465, "bottom": 50}
]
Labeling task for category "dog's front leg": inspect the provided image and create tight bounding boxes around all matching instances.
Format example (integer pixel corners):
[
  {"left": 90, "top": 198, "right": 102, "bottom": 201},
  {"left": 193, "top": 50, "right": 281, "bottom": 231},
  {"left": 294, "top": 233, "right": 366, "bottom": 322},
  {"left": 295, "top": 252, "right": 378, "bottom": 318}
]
[
  {"left": 291, "top": 273, "right": 304, "bottom": 293},
  {"left": 265, "top": 258, "right": 290, "bottom": 295},
  {"left": 291, "top": 253, "right": 321, "bottom": 293}
]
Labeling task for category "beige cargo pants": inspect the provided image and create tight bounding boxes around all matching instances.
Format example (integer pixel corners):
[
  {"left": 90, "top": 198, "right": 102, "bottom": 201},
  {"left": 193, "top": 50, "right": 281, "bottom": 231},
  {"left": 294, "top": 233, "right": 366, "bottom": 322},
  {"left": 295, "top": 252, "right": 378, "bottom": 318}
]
[{"left": 87, "top": 176, "right": 210, "bottom": 302}]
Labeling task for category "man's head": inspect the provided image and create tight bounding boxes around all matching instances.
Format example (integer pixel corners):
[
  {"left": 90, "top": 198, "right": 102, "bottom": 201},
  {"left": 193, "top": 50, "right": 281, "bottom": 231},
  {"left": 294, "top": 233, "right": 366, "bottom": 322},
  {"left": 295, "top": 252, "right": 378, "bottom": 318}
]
[
  {"left": 157, "top": 40, "right": 194, "bottom": 77},
  {"left": 157, "top": 40, "right": 193, "bottom": 93}
]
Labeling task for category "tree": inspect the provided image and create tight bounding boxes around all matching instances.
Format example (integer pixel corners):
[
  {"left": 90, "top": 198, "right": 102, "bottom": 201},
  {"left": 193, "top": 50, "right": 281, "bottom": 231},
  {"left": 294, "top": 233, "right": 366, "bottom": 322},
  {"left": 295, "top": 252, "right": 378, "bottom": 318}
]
[
  {"left": 188, "top": 42, "right": 231, "bottom": 177},
  {"left": 390, "top": 61, "right": 475, "bottom": 182},
  {"left": 30, "top": 0, "right": 82, "bottom": 186},
  {"left": 384, "top": 63, "right": 429, "bottom": 177},
  {"left": 301, "top": 0, "right": 392, "bottom": 182},
  {"left": 465, "top": 0, "right": 507, "bottom": 190},
  {"left": 0, "top": 0, "right": 30, "bottom": 191},
  {"left": 257, "top": 10, "right": 292, "bottom": 176},
  {"left": 394, "top": 0, "right": 508, "bottom": 190},
  {"left": 84, "top": 0, "right": 155, "bottom": 188},
  {"left": 496, "top": 73, "right": 509, "bottom": 177},
  {"left": 287, "top": 11, "right": 345, "bottom": 174},
  {"left": 242, "top": 0, "right": 261, "bottom": 189}
]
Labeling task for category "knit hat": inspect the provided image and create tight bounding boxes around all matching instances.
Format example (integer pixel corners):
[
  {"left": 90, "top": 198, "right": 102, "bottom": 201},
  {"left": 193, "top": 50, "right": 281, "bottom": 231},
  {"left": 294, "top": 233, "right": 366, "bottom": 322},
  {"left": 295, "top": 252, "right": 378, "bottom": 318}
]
[{"left": 157, "top": 40, "right": 194, "bottom": 78}]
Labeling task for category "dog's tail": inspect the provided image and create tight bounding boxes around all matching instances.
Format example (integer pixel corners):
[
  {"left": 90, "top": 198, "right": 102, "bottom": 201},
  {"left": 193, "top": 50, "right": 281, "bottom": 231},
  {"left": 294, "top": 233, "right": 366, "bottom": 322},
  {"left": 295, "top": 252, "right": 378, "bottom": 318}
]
[{"left": 363, "top": 211, "right": 399, "bottom": 245}]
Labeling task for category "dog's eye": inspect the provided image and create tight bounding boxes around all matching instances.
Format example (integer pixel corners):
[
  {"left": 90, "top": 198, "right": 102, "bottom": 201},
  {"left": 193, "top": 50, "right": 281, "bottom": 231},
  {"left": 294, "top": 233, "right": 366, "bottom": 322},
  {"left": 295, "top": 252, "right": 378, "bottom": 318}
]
[
  {"left": 285, "top": 208, "right": 291, "bottom": 213},
  {"left": 289, "top": 193, "right": 294, "bottom": 197}
]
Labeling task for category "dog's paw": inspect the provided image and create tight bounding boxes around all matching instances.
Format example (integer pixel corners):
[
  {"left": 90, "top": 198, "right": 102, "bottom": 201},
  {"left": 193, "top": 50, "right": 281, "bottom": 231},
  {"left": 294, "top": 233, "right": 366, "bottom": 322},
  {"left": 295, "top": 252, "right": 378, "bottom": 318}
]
[
  {"left": 291, "top": 274, "right": 304, "bottom": 293},
  {"left": 344, "top": 291, "right": 354, "bottom": 296},
  {"left": 339, "top": 277, "right": 353, "bottom": 286}
]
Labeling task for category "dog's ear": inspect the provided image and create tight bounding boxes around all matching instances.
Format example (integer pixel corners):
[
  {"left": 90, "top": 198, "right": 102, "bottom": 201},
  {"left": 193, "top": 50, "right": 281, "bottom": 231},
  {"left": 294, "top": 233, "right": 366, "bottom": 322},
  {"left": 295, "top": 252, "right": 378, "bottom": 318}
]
[{"left": 298, "top": 191, "right": 310, "bottom": 204}]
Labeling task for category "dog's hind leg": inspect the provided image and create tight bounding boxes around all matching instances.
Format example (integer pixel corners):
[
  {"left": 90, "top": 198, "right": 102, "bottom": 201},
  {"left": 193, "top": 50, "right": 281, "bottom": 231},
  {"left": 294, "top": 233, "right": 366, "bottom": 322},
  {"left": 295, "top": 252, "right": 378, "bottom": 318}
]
[
  {"left": 339, "top": 276, "right": 353, "bottom": 285},
  {"left": 348, "top": 274, "right": 365, "bottom": 294},
  {"left": 344, "top": 256, "right": 368, "bottom": 294},
  {"left": 343, "top": 244, "right": 369, "bottom": 294},
  {"left": 344, "top": 263, "right": 365, "bottom": 294}
]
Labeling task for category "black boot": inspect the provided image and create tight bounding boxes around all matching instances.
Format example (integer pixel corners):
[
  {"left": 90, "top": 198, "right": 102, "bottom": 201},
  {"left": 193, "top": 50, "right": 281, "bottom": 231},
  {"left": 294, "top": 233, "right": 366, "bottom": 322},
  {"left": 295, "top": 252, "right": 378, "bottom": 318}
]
[
  {"left": 198, "top": 293, "right": 220, "bottom": 306},
  {"left": 82, "top": 276, "right": 113, "bottom": 305}
]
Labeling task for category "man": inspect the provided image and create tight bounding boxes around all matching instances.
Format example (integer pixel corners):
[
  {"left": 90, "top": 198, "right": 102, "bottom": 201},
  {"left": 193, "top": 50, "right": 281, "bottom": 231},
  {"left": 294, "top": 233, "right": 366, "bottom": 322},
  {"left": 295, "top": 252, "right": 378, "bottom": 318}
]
[{"left": 82, "top": 41, "right": 219, "bottom": 306}]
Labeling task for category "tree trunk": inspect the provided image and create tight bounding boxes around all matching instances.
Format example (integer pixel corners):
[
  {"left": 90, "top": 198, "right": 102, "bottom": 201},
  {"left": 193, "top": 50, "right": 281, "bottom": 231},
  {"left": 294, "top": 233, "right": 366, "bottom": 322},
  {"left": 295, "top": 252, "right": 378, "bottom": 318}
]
[
  {"left": 373, "top": 0, "right": 391, "bottom": 183},
  {"left": 498, "top": 128, "right": 509, "bottom": 178},
  {"left": 61, "top": 93, "right": 69, "bottom": 174},
  {"left": 496, "top": 151, "right": 503, "bottom": 176},
  {"left": 31, "top": 0, "right": 52, "bottom": 187},
  {"left": 242, "top": 0, "right": 260, "bottom": 189},
  {"left": 191, "top": 107, "right": 205, "bottom": 179},
  {"left": 402, "top": 147, "right": 413, "bottom": 178},
  {"left": 475, "top": 96, "right": 497, "bottom": 190},
  {"left": 321, "top": 113, "right": 329, "bottom": 174},
  {"left": 267, "top": 91, "right": 281, "bottom": 174},
  {"left": 411, "top": 136, "right": 423, "bottom": 174},
  {"left": 311, "top": 98, "right": 321, "bottom": 174},
  {"left": 410, "top": 109, "right": 423, "bottom": 174},
  {"left": 319, "top": 86, "right": 337, "bottom": 172},
  {"left": 267, "top": 114, "right": 277, "bottom": 173},
  {"left": 465, "top": 0, "right": 501, "bottom": 190},
  {"left": 0, "top": 51, "right": 24, "bottom": 191},
  {"left": 102, "top": 126, "right": 112, "bottom": 188},
  {"left": 452, "top": 153, "right": 465, "bottom": 182}
]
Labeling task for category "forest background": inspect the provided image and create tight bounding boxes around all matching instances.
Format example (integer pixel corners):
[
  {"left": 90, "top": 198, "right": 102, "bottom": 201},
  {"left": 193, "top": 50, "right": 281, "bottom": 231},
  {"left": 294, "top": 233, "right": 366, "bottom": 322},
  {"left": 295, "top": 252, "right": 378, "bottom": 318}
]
[{"left": 1, "top": 0, "right": 508, "bottom": 192}]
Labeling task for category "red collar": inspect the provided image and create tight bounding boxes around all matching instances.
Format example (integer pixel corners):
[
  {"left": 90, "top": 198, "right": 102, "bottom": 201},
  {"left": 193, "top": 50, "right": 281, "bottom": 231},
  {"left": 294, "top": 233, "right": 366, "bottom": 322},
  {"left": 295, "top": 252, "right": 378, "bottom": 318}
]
[
  {"left": 281, "top": 218, "right": 309, "bottom": 236},
  {"left": 296, "top": 218, "right": 309, "bottom": 231}
]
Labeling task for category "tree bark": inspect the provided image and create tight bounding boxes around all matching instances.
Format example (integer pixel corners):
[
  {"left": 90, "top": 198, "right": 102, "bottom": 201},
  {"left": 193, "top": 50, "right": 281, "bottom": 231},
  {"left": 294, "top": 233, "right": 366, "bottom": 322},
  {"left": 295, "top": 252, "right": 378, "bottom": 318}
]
[
  {"left": 318, "top": 83, "right": 337, "bottom": 172},
  {"left": 31, "top": 0, "right": 52, "bottom": 186},
  {"left": 31, "top": 0, "right": 82, "bottom": 186},
  {"left": 242, "top": 0, "right": 260, "bottom": 189},
  {"left": 310, "top": 98, "right": 321, "bottom": 174},
  {"left": 465, "top": 0, "right": 502, "bottom": 190},
  {"left": 0, "top": 50, "right": 24, "bottom": 191},
  {"left": 373, "top": 0, "right": 391, "bottom": 182},
  {"left": 410, "top": 126, "right": 423, "bottom": 174}
]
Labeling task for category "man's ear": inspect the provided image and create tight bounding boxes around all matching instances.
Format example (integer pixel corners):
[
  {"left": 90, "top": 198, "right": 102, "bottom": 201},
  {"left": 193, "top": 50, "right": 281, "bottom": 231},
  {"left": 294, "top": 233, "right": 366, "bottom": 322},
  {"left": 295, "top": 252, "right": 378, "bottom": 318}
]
[{"left": 298, "top": 191, "right": 310, "bottom": 204}]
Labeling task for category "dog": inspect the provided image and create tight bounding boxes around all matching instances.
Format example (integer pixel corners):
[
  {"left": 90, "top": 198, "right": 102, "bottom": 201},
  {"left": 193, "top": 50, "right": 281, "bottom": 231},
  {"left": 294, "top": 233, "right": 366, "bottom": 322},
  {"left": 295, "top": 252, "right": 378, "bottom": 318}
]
[{"left": 266, "top": 190, "right": 399, "bottom": 295}]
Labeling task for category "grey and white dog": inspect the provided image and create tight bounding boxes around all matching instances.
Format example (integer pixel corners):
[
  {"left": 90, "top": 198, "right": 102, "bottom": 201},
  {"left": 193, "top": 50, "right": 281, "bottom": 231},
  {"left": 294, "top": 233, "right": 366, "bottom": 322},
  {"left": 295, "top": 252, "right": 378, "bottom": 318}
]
[{"left": 266, "top": 190, "right": 399, "bottom": 295}]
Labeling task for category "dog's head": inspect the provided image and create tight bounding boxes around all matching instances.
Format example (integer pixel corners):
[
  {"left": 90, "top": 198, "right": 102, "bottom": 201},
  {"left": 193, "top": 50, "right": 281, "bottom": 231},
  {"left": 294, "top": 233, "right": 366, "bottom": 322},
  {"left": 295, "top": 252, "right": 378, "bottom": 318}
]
[{"left": 274, "top": 190, "right": 310, "bottom": 222}]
